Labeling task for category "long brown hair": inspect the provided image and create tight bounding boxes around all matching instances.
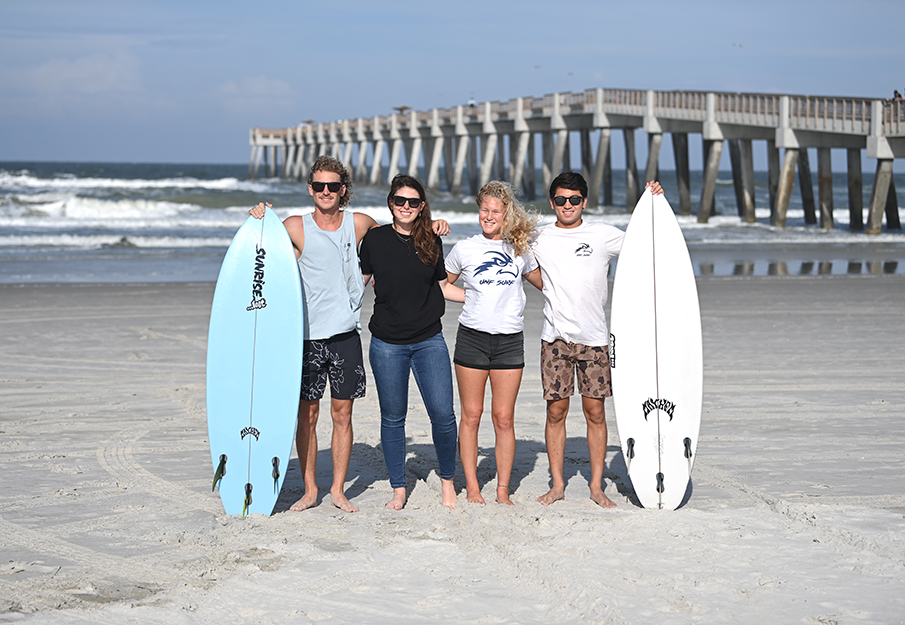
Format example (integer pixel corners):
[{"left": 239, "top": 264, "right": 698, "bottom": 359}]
[{"left": 387, "top": 174, "right": 439, "bottom": 266}]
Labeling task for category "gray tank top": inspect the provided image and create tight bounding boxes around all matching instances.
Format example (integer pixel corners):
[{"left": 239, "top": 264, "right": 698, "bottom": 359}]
[{"left": 298, "top": 212, "right": 364, "bottom": 340}]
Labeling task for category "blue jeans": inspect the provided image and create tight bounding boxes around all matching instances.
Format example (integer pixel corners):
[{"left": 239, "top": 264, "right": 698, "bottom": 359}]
[{"left": 369, "top": 333, "right": 458, "bottom": 488}]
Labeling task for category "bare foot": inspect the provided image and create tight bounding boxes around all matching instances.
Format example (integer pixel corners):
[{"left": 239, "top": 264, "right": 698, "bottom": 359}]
[
  {"left": 590, "top": 488, "right": 617, "bottom": 509},
  {"left": 441, "top": 478, "right": 457, "bottom": 510},
  {"left": 496, "top": 485, "right": 514, "bottom": 506},
  {"left": 289, "top": 491, "right": 318, "bottom": 511},
  {"left": 536, "top": 486, "right": 565, "bottom": 506},
  {"left": 330, "top": 489, "right": 359, "bottom": 513},
  {"left": 385, "top": 487, "right": 406, "bottom": 510},
  {"left": 465, "top": 486, "right": 486, "bottom": 505}
]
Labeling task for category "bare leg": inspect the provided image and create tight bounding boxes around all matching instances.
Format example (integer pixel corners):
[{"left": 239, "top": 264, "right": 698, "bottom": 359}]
[
  {"left": 537, "top": 397, "right": 569, "bottom": 505},
  {"left": 329, "top": 398, "right": 358, "bottom": 512},
  {"left": 290, "top": 399, "right": 320, "bottom": 511},
  {"left": 386, "top": 487, "right": 406, "bottom": 510},
  {"left": 488, "top": 368, "right": 522, "bottom": 505},
  {"left": 582, "top": 396, "right": 616, "bottom": 508},
  {"left": 455, "top": 365, "right": 489, "bottom": 504}
]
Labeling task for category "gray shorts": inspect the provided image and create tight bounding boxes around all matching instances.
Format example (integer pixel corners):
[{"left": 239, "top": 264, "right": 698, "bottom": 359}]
[
  {"left": 301, "top": 330, "right": 366, "bottom": 401},
  {"left": 453, "top": 324, "right": 524, "bottom": 370}
]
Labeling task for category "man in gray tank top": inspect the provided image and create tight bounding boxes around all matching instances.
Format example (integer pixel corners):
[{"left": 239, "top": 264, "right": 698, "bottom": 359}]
[{"left": 251, "top": 156, "right": 448, "bottom": 512}]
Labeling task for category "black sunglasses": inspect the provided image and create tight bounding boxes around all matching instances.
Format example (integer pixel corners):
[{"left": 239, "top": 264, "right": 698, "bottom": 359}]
[
  {"left": 311, "top": 181, "right": 343, "bottom": 193},
  {"left": 392, "top": 195, "right": 424, "bottom": 209},
  {"left": 553, "top": 195, "right": 584, "bottom": 206}
]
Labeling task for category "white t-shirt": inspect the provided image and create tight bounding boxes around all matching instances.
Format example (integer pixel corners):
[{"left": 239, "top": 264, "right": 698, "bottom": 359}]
[
  {"left": 532, "top": 221, "right": 625, "bottom": 346},
  {"left": 445, "top": 235, "right": 538, "bottom": 334}
]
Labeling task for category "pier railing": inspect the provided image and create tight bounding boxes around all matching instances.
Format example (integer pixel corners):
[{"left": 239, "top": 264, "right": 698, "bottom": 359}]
[{"left": 249, "top": 87, "right": 903, "bottom": 234}]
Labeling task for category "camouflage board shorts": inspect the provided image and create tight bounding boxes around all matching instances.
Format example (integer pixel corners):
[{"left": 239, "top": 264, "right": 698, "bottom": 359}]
[{"left": 540, "top": 339, "right": 612, "bottom": 401}]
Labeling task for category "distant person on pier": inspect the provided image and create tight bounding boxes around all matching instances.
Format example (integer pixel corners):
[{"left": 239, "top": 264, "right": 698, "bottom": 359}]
[
  {"left": 445, "top": 181, "right": 543, "bottom": 505},
  {"left": 894, "top": 90, "right": 903, "bottom": 101},
  {"left": 249, "top": 156, "right": 449, "bottom": 513},
  {"left": 532, "top": 171, "right": 663, "bottom": 509}
]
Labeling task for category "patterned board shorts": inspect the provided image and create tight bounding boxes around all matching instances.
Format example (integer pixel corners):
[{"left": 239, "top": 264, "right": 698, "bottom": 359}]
[
  {"left": 540, "top": 339, "right": 612, "bottom": 401},
  {"left": 301, "top": 330, "right": 366, "bottom": 402}
]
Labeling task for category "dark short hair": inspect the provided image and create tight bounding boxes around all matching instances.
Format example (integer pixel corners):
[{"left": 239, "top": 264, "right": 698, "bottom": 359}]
[{"left": 548, "top": 171, "right": 588, "bottom": 199}]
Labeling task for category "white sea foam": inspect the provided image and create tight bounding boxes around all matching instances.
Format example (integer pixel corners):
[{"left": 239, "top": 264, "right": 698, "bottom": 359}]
[
  {"left": 0, "top": 234, "right": 233, "bottom": 248},
  {"left": 0, "top": 171, "right": 273, "bottom": 193}
]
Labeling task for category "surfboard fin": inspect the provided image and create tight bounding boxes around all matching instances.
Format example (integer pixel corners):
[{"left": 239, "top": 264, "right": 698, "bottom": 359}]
[
  {"left": 212, "top": 454, "right": 227, "bottom": 491},
  {"left": 272, "top": 457, "right": 280, "bottom": 493},
  {"left": 683, "top": 437, "right": 693, "bottom": 471},
  {"left": 625, "top": 438, "right": 635, "bottom": 472},
  {"left": 242, "top": 483, "right": 253, "bottom": 517}
]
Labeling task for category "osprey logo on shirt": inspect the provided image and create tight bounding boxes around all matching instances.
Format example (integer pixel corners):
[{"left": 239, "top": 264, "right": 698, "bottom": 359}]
[
  {"left": 574, "top": 243, "right": 593, "bottom": 257},
  {"left": 475, "top": 251, "right": 518, "bottom": 285}
]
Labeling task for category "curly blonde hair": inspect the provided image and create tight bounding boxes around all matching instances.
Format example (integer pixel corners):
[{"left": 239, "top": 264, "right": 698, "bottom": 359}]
[{"left": 475, "top": 181, "right": 538, "bottom": 256}]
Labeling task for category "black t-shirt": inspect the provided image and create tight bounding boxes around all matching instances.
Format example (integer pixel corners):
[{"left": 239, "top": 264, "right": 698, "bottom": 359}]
[{"left": 359, "top": 225, "right": 446, "bottom": 344}]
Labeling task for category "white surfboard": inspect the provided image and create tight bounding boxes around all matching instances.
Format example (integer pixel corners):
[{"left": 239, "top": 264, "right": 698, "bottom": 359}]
[
  {"left": 610, "top": 189, "right": 702, "bottom": 510},
  {"left": 207, "top": 207, "right": 303, "bottom": 516}
]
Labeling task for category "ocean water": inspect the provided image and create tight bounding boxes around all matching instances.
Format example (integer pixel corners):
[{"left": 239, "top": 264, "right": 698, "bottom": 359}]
[{"left": 1, "top": 161, "right": 904, "bottom": 283}]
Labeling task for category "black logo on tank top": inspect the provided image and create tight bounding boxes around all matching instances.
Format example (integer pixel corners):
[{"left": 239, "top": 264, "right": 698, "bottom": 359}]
[
  {"left": 247, "top": 245, "right": 267, "bottom": 311},
  {"left": 574, "top": 243, "right": 592, "bottom": 257}
]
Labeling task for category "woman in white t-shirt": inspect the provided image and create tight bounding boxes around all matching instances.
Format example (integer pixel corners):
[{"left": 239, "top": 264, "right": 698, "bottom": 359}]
[{"left": 445, "top": 181, "right": 542, "bottom": 505}]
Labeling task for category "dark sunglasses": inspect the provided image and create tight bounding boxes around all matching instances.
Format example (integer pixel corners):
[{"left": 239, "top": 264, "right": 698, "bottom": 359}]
[
  {"left": 311, "top": 181, "right": 343, "bottom": 193},
  {"left": 552, "top": 195, "right": 584, "bottom": 206},
  {"left": 392, "top": 195, "right": 423, "bottom": 209}
]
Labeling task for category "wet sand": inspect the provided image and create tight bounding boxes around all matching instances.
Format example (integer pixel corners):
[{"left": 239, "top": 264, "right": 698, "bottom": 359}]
[{"left": 1, "top": 276, "right": 903, "bottom": 624}]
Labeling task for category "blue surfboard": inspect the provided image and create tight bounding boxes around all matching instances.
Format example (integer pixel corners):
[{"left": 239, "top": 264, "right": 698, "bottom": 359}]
[{"left": 206, "top": 207, "right": 303, "bottom": 516}]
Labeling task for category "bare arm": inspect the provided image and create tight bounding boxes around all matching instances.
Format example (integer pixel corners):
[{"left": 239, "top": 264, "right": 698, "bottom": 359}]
[
  {"left": 249, "top": 202, "right": 304, "bottom": 258},
  {"left": 353, "top": 212, "right": 379, "bottom": 245},
  {"left": 438, "top": 279, "right": 465, "bottom": 303},
  {"left": 523, "top": 266, "right": 543, "bottom": 291},
  {"left": 446, "top": 271, "right": 460, "bottom": 285}
]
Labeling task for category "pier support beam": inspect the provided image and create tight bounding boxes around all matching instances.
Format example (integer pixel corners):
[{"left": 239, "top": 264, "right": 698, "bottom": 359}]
[
  {"left": 847, "top": 148, "right": 864, "bottom": 231},
  {"left": 479, "top": 133, "right": 498, "bottom": 188},
  {"left": 511, "top": 132, "right": 531, "bottom": 198},
  {"left": 426, "top": 137, "right": 444, "bottom": 190},
  {"left": 698, "top": 139, "right": 723, "bottom": 223},
  {"left": 624, "top": 129, "right": 639, "bottom": 211},
  {"left": 451, "top": 136, "right": 469, "bottom": 196},
  {"left": 867, "top": 159, "right": 894, "bottom": 234},
  {"left": 672, "top": 132, "right": 691, "bottom": 216},
  {"left": 774, "top": 148, "right": 799, "bottom": 227},
  {"left": 552, "top": 130, "right": 569, "bottom": 180},
  {"left": 369, "top": 140, "right": 385, "bottom": 187},
  {"left": 767, "top": 139, "right": 780, "bottom": 218},
  {"left": 525, "top": 134, "right": 536, "bottom": 200},
  {"left": 798, "top": 149, "right": 817, "bottom": 225},
  {"left": 645, "top": 133, "right": 662, "bottom": 188},
  {"left": 588, "top": 129, "right": 610, "bottom": 209},
  {"left": 817, "top": 148, "right": 834, "bottom": 229},
  {"left": 466, "top": 136, "right": 479, "bottom": 195}
]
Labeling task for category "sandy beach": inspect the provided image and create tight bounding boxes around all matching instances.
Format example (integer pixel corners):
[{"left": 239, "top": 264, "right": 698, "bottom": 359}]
[{"left": 1, "top": 275, "right": 904, "bottom": 624}]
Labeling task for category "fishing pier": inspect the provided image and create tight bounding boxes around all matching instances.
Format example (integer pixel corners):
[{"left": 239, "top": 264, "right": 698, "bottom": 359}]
[{"left": 248, "top": 88, "right": 904, "bottom": 233}]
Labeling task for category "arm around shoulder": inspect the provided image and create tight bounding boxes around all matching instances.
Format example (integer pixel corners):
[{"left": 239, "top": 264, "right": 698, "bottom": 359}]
[{"left": 353, "top": 212, "right": 379, "bottom": 244}]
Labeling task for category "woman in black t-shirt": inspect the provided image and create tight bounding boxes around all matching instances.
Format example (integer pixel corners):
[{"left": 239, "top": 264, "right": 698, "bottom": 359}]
[{"left": 359, "top": 174, "right": 464, "bottom": 510}]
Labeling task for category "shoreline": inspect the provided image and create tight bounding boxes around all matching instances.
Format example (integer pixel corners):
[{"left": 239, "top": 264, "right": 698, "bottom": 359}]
[{"left": 1, "top": 277, "right": 904, "bottom": 623}]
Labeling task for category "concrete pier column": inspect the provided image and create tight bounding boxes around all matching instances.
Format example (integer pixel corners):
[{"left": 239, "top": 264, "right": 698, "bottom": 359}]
[
  {"left": 728, "top": 139, "right": 745, "bottom": 218},
  {"left": 466, "top": 135, "right": 479, "bottom": 195},
  {"left": 588, "top": 129, "right": 611, "bottom": 209},
  {"left": 354, "top": 140, "right": 368, "bottom": 182},
  {"left": 644, "top": 133, "right": 662, "bottom": 186},
  {"left": 451, "top": 135, "right": 469, "bottom": 196},
  {"left": 406, "top": 136, "right": 422, "bottom": 177},
  {"left": 426, "top": 136, "right": 444, "bottom": 190},
  {"left": 767, "top": 139, "right": 780, "bottom": 217},
  {"left": 369, "top": 139, "right": 385, "bottom": 187},
  {"left": 672, "top": 132, "right": 691, "bottom": 215},
  {"left": 541, "top": 132, "right": 553, "bottom": 191},
  {"left": 511, "top": 132, "right": 530, "bottom": 195},
  {"left": 698, "top": 139, "right": 723, "bottom": 223},
  {"left": 525, "top": 133, "right": 536, "bottom": 200},
  {"left": 552, "top": 130, "right": 569, "bottom": 179},
  {"left": 798, "top": 149, "right": 817, "bottom": 225},
  {"left": 846, "top": 148, "right": 864, "bottom": 231},
  {"left": 602, "top": 136, "right": 612, "bottom": 206},
  {"left": 479, "top": 133, "right": 498, "bottom": 187},
  {"left": 817, "top": 148, "right": 834, "bottom": 229},
  {"left": 580, "top": 130, "right": 592, "bottom": 183},
  {"left": 774, "top": 148, "right": 799, "bottom": 227},
  {"left": 867, "top": 159, "right": 894, "bottom": 234},
  {"left": 740, "top": 139, "right": 756, "bottom": 223},
  {"left": 496, "top": 134, "right": 506, "bottom": 181},
  {"left": 886, "top": 177, "right": 901, "bottom": 230},
  {"left": 443, "top": 137, "right": 455, "bottom": 191},
  {"left": 624, "top": 128, "right": 639, "bottom": 211},
  {"left": 387, "top": 139, "right": 402, "bottom": 182}
]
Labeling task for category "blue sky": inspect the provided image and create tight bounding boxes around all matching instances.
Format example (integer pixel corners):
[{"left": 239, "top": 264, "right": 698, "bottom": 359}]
[{"left": 1, "top": 0, "right": 903, "bottom": 167}]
